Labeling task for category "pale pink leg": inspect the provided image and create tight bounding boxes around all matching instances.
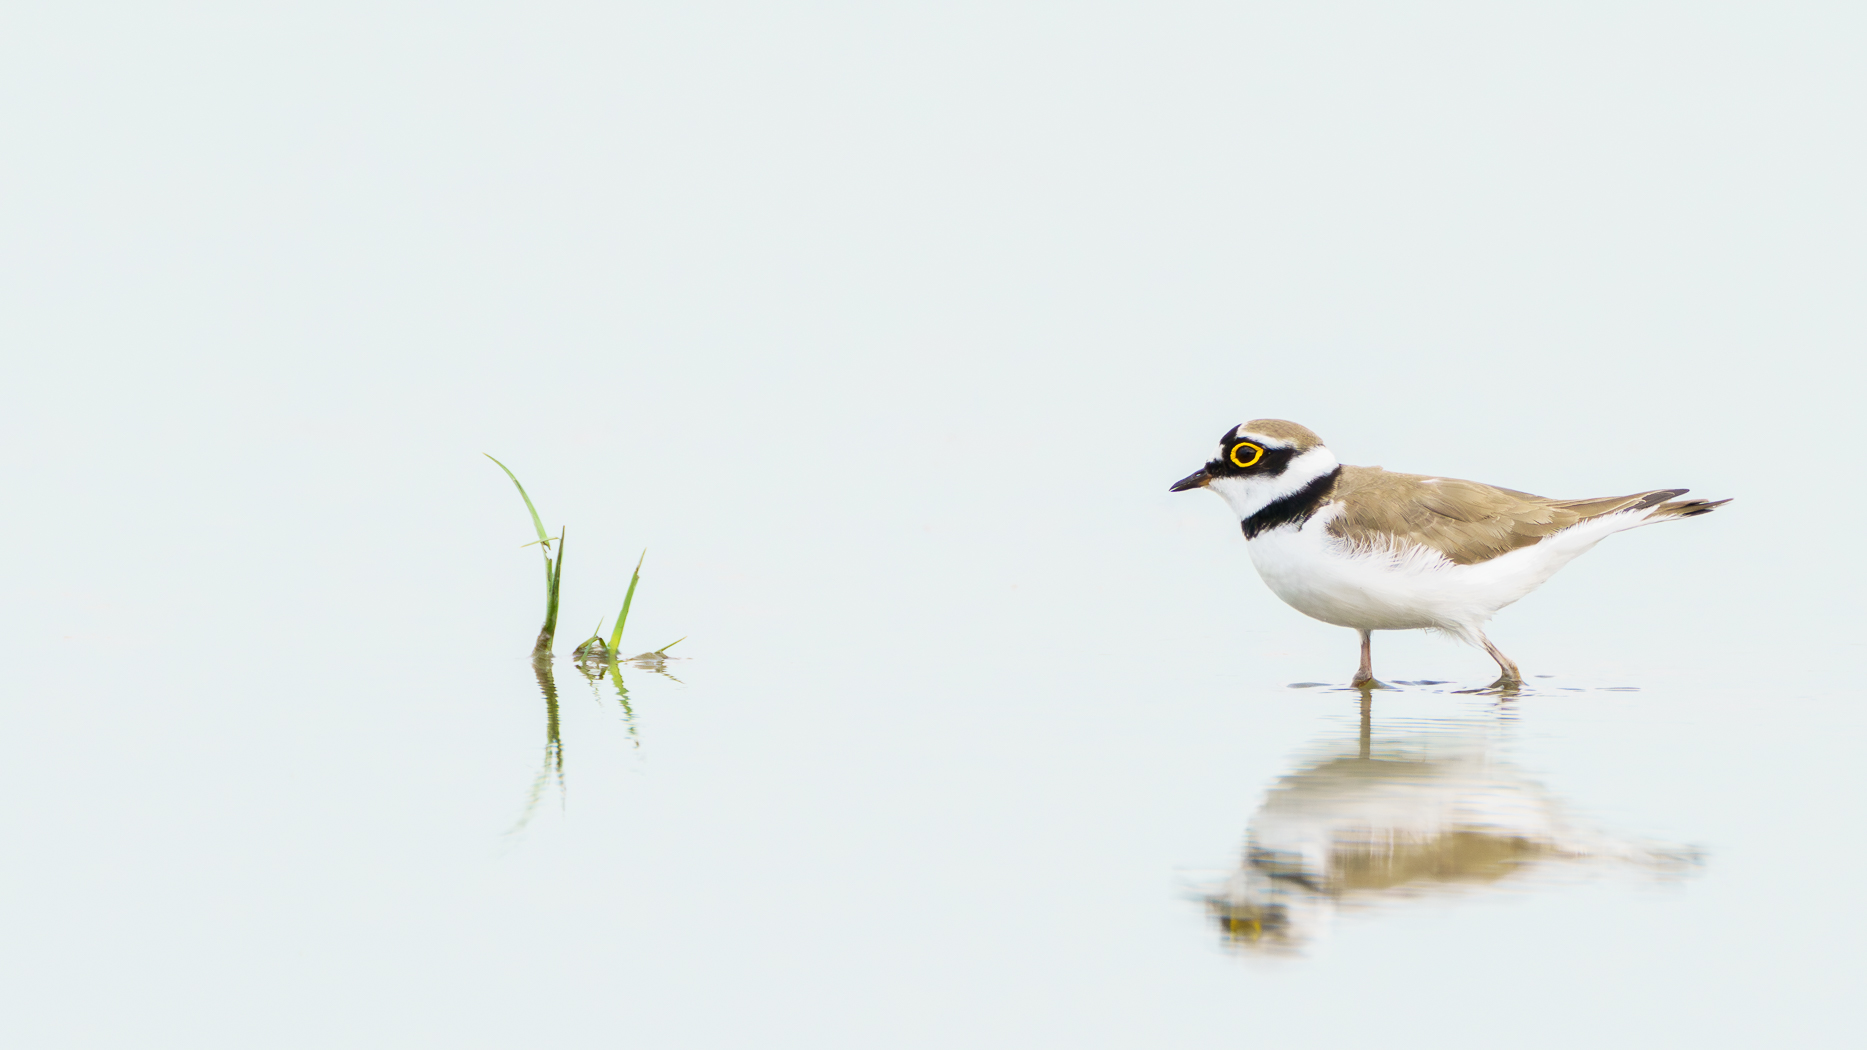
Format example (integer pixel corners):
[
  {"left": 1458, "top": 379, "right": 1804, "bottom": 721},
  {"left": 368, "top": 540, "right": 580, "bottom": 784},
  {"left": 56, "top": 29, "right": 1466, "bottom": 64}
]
[
  {"left": 1480, "top": 633, "right": 1522, "bottom": 687},
  {"left": 1353, "top": 629, "right": 1375, "bottom": 687}
]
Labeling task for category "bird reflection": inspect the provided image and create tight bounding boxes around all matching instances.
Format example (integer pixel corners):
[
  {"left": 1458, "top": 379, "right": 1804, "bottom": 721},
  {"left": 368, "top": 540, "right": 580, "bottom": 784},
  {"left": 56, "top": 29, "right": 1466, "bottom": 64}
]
[{"left": 1199, "top": 698, "right": 1700, "bottom": 953}]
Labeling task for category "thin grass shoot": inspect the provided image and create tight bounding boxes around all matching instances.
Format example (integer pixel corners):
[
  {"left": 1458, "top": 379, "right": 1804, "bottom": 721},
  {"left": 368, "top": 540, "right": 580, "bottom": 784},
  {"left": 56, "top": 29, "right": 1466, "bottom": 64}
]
[
  {"left": 605, "top": 550, "right": 646, "bottom": 655},
  {"left": 484, "top": 454, "right": 567, "bottom": 657}
]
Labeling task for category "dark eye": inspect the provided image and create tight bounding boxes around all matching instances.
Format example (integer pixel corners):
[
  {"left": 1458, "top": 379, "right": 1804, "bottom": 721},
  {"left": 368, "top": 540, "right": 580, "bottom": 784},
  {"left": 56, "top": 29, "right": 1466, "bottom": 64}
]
[{"left": 1229, "top": 441, "right": 1264, "bottom": 468}]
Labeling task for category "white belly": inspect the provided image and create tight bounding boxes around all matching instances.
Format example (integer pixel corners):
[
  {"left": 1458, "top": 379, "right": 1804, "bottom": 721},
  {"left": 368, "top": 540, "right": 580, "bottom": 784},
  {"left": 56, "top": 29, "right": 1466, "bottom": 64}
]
[{"left": 1244, "top": 505, "right": 1640, "bottom": 638}]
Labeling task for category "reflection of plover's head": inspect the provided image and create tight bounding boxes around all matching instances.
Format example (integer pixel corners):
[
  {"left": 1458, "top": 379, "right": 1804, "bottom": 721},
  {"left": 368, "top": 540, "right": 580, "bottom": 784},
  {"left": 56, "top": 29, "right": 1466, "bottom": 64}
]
[
  {"left": 1195, "top": 864, "right": 1323, "bottom": 955},
  {"left": 1206, "top": 895, "right": 1294, "bottom": 948},
  {"left": 1169, "top": 419, "right": 1340, "bottom": 522}
]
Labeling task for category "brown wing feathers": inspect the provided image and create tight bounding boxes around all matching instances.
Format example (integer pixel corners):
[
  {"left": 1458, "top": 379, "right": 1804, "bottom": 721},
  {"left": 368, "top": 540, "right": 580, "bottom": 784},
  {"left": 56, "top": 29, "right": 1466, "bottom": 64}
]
[{"left": 1323, "top": 467, "right": 1723, "bottom": 566}]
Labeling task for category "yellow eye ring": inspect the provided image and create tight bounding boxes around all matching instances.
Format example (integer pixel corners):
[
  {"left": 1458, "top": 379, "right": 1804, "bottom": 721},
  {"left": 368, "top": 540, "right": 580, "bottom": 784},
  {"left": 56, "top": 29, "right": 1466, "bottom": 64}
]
[{"left": 1229, "top": 441, "right": 1264, "bottom": 468}]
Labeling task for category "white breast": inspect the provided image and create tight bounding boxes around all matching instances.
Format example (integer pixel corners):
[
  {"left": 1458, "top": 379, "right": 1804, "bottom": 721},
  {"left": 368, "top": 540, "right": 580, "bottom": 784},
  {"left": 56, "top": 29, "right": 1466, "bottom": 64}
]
[{"left": 1245, "top": 504, "right": 1648, "bottom": 641}]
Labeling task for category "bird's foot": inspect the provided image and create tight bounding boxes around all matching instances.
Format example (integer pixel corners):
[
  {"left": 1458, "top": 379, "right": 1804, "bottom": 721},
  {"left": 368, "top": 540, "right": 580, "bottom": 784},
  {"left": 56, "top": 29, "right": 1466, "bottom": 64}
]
[{"left": 1453, "top": 675, "right": 1522, "bottom": 697}]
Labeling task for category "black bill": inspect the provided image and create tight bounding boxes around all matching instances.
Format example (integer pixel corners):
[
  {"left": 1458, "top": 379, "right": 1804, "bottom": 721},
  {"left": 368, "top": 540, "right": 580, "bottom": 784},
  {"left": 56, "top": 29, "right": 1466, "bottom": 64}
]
[{"left": 1169, "top": 468, "right": 1213, "bottom": 492}]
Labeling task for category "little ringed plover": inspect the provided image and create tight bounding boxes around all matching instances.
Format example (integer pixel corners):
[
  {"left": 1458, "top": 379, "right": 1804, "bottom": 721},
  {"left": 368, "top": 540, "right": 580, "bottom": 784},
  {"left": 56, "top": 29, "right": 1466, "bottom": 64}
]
[{"left": 1170, "top": 420, "right": 1729, "bottom": 688}]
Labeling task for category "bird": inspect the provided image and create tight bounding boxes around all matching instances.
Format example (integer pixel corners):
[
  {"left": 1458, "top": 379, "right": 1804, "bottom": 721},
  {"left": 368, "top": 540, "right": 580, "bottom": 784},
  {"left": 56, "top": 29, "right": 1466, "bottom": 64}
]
[
  {"left": 1169, "top": 420, "right": 1729, "bottom": 688},
  {"left": 1197, "top": 712, "right": 1699, "bottom": 952}
]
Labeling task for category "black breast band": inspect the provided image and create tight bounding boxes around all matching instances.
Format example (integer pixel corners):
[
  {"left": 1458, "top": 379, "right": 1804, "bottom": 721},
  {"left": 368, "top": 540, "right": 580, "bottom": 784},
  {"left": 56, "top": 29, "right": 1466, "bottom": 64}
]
[{"left": 1241, "top": 467, "right": 1342, "bottom": 539}]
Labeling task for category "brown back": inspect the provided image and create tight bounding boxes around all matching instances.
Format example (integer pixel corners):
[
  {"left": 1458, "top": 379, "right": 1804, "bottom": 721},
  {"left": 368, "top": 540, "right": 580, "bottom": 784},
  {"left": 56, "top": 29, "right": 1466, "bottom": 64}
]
[{"left": 1323, "top": 466, "right": 1684, "bottom": 565}]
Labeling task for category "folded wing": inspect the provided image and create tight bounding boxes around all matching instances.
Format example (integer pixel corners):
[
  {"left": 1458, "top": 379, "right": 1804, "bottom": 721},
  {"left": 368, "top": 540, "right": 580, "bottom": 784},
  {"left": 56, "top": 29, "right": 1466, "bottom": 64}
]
[{"left": 1324, "top": 466, "right": 1711, "bottom": 566}]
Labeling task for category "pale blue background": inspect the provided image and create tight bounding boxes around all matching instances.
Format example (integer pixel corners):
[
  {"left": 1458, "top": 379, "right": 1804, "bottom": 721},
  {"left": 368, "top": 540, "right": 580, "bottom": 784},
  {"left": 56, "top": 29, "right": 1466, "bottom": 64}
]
[{"left": 2, "top": 3, "right": 1860, "bottom": 1047}]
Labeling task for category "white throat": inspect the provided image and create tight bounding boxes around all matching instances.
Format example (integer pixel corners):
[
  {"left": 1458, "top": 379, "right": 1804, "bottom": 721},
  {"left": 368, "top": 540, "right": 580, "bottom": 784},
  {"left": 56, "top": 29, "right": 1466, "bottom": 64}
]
[{"left": 1207, "top": 446, "right": 1340, "bottom": 523}]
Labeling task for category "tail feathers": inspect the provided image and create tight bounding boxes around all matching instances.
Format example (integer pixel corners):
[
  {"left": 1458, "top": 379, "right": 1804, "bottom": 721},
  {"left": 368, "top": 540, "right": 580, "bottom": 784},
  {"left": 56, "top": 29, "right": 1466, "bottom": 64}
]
[
  {"left": 1547, "top": 488, "right": 1728, "bottom": 531},
  {"left": 1644, "top": 493, "right": 1732, "bottom": 522},
  {"left": 1547, "top": 488, "right": 1688, "bottom": 521}
]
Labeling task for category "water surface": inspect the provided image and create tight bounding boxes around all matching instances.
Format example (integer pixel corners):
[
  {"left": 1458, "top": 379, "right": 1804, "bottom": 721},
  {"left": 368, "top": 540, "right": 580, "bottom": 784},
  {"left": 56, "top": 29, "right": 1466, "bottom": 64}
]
[{"left": 4, "top": 3, "right": 1863, "bottom": 1045}]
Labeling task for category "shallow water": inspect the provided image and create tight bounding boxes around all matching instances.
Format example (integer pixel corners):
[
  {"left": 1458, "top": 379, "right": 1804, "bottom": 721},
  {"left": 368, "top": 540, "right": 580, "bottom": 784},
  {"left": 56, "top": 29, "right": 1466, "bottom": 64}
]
[
  {"left": 5, "top": 3, "right": 1865, "bottom": 1046},
  {"left": 7, "top": 582, "right": 1859, "bottom": 1047}
]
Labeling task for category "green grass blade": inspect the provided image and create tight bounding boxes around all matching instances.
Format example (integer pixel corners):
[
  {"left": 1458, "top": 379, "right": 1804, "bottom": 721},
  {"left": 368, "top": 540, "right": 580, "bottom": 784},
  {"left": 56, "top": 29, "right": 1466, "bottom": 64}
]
[
  {"left": 541, "top": 529, "right": 565, "bottom": 650},
  {"left": 584, "top": 619, "right": 604, "bottom": 647},
  {"left": 606, "top": 549, "right": 646, "bottom": 653},
  {"left": 654, "top": 637, "right": 686, "bottom": 653},
  {"left": 571, "top": 619, "right": 606, "bottom": 660},
  {"left": 534, "top": 527, "right": 565, "bottom": 657},
  {"left": 484, "top": 454, "right": 551, "bottom": 547}
]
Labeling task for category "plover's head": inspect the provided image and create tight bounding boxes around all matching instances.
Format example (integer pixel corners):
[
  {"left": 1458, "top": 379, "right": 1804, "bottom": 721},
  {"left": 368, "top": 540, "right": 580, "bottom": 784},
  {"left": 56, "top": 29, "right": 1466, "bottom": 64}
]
[{"left": 1169, "top": 419, "right": 1340, "bottom": 521}]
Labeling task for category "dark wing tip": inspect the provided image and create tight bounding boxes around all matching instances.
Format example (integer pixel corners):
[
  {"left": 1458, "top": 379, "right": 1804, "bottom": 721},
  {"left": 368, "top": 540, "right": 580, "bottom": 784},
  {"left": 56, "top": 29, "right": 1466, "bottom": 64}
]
[{"left": 1633, "top": 489, "right": 1690, "bottom": 510}]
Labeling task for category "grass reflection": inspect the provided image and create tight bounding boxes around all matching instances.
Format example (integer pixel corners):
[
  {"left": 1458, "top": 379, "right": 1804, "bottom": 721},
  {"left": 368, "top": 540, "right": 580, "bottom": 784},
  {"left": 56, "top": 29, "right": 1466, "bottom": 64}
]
[
  {"left": 1197, "top": 700, "right": 1702, "bottom": 954},
  {"left": 574, "top": 645, "right": 639, "bottom": 748},
  {"left": 508, "top": 646, "right": 688, "bottom": 833},
  {"left": 508, "top": 656, "right": 566, "bottom": 835}
]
